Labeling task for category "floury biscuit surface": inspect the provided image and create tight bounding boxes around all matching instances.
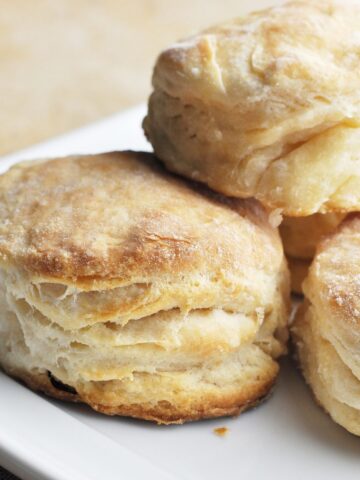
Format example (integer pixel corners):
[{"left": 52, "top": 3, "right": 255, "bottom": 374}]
[
  {"left": 292, "top": 215, "right": 360, "bottom": 435},
  {"left": 0, "top": 152, "right": 289, "bottom": 424},
  {"left": 144, "top": 1, "right": 360, "bottom": 216}
]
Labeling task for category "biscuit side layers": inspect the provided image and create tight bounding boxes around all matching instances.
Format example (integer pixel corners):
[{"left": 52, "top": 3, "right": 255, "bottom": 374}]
[
  {"left": 0, "top": 152, "right": 289, "bottom": 423},
  {"left": 280, "top": 213, "right": 345, "bottom": 294},
  {"left": 292, "top": 215, "right": 360, "bottom": 435}
]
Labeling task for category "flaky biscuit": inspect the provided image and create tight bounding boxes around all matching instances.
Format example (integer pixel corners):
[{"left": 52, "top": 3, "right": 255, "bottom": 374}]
[
  {"left": 280, "top": 213, "right": 345, "bottom": 293},
  {"left": 144, "top": 1, "right": 360, "bottom": 216},
  {"left": 280, "top": 214, "right": 346, "bottom": 260},
  {"left": 285, "top": 257, "right": 310, "bottom": 296},
  {"left": 292, "top": 215, "right": 360, "bottom": 435},
  {"left": 0, "top": 152, "right": 289, "bottom": 423}
]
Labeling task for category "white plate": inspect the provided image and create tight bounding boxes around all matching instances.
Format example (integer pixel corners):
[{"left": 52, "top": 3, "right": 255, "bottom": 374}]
[{"left": 0, "top": 105, "right": 359, "bottom": 480}]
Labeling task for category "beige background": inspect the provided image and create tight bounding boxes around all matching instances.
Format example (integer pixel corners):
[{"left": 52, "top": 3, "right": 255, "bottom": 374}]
[{"left": 0, "top": 0, "right": 286, "bottom": 156}]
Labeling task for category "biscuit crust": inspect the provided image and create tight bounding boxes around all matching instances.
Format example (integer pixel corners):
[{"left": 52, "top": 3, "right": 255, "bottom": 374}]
[
  {"left": 0, "top": 151, "right": 279, "bottom": 281},
  {"left": 144, "top": 1, "right": 360, "bottom": 216},
  {"left": 286, "top": 257, "right": 310, "bottom": 296},
  {"left": 4, "top": 357, "right": 277, "bottom": 425},
  {"left": 292, "top": 215, "right": 360, "bottom": 435},
  {"left": 0, "top": 152, "right": 289, "bottom": 423},
  {"left": 280, "top": 214, "right": 346, "bottom": 260},
  {"left": 280, "top": 213, "right": 345, "bottom": 293}
]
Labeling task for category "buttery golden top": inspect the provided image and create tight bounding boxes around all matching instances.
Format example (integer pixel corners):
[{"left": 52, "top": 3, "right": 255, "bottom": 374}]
[
  {"left": 145, "top": 1, "right": 360, "bottom": 216},
  {"left": 0, "top": 152, "right": 281, "bottom": 284}
]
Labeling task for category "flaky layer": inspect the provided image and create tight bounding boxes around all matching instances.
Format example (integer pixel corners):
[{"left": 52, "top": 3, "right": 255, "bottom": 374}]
[
  {"left": 280, "top": 213, "right": 345, "bottom": 260},
  {"left": 0, "top": 267, "right": 287, "bottom": 423},
  {"left": 144, "top": 1, "right": 360, "bottom": 216},
  {"left": 292, "top": 215, "right": 360, "bottom": 435},
  {"left": 1, "top": 260, "right": 286, "bottom": 331},
  {"left": 292, "top": 304, "right": 360, "bottom": 436},
  {"left": 3, "top": 355, "right": 277, "bottom": 425},
  {"left": 303, "top": 215, "right": 360, "bottom": 379},
  {"left": 280, "top": 213, "right": 345, "bottom": 294}
]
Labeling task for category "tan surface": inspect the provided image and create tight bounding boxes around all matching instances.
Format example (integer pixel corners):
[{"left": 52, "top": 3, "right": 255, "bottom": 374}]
[{"left": 0, "top": 0, "right": 283, "bottom": 156}]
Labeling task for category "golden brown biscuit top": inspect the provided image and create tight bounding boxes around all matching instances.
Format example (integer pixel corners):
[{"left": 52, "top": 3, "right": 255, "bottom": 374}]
[
  {"left": 155, "top": 1, "right": 360, "bottom": 126},
  {"left": 304, "top": 214, "right": 360, "bottom": 326},
  {"left": 0, "top": 152, "right": 281, "bottom": 282}
]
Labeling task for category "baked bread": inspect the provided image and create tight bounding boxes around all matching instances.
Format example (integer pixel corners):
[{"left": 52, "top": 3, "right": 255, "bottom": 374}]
[
  {"left": 292, "top": 215, "right": 360, "bottom": 435},
  {"left": 0, "top": 152, "right": 289, "bottom": 424},
  {"left": 144, "top": 0, "right": 360, "bottom": 216},
  {"left": 280, "top": 213, "right": 345, "bottom": 293},
  {"left": 286, "top": 257, "right": 310, "bottom": 296},
  {"left": 280, "top": 214, "right": 346, "bottom": 260}
]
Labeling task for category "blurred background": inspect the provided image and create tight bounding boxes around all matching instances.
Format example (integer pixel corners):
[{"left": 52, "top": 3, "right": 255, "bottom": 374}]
[{"left": 0, "top": 0, "right": 285, "bottom": 157}]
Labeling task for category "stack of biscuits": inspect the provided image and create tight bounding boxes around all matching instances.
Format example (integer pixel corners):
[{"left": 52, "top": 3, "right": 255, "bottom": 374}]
[
  {"left": 144, "top": 0, "right": 360, "bottom": 434},
  {"left": 1, "top": 0, "right": 360, "bottom": 433}
]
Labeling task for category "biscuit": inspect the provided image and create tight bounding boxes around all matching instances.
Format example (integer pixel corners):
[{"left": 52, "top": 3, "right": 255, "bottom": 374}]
[
  {"left": 280, "top": 213, "right": 345, "bottom": 293},
  {"left": 292, "top": 215, "right": 360, "bottom": 435},
  {"left": 286, "top": 257, "right": 310, "bottom": 296},
  {"left": 280, "top": 214, "right": 346, "bottom": 260},
  {"left": 0, "top": 152, "right": 289, "bottom": 424},
  {"left": 144, "top": 1, "right": 360, "bottom": 216}
]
